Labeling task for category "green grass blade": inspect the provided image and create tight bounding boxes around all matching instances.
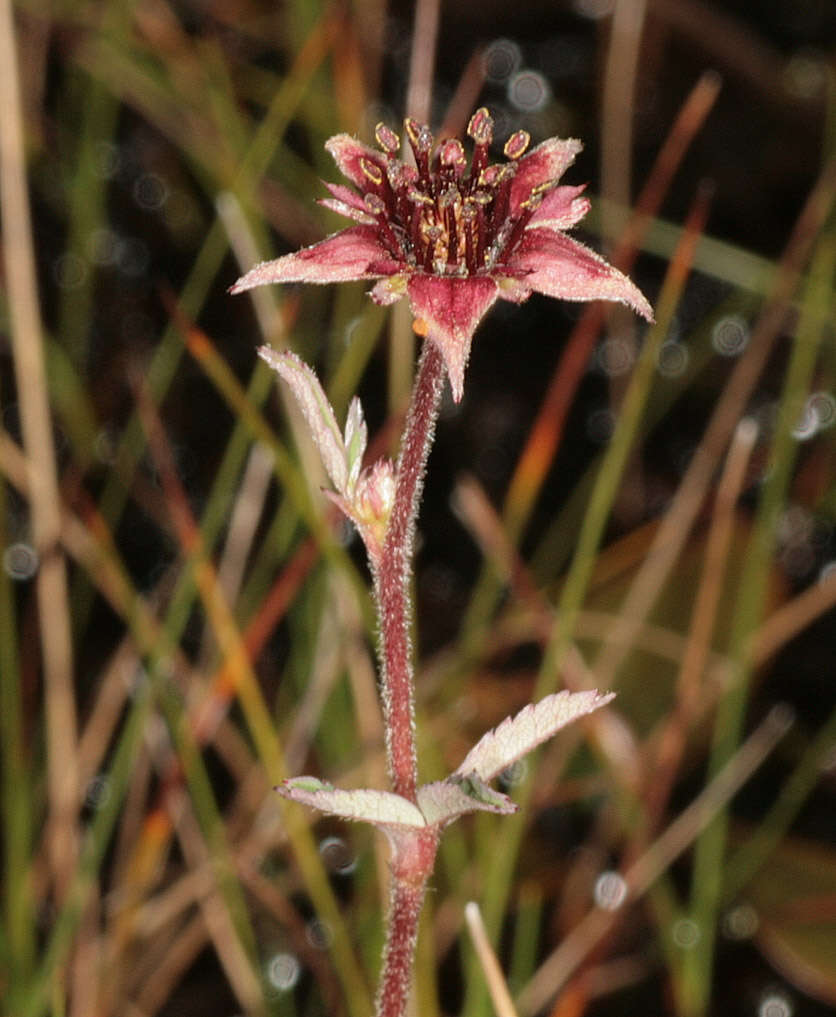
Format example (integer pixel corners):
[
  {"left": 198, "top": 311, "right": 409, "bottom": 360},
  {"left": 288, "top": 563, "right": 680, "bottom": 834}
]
[{"left": 681, "top": 235, "right": 836, "bottom": 1017}]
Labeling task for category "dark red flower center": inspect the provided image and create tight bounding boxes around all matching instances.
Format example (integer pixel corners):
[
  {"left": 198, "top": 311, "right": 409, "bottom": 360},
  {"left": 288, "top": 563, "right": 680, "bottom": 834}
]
[{"left": 360, "top": 108, "right": 543, "bottom": 278}]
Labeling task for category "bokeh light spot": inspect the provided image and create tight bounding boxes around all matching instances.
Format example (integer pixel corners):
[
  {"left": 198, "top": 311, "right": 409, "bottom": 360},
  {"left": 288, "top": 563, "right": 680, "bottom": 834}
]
[
  {"left": 594, "top": 871, "right": 628, "bottom": 911},
  {"left": 3, "top": 542, "right": 39, "bottom": 581}
]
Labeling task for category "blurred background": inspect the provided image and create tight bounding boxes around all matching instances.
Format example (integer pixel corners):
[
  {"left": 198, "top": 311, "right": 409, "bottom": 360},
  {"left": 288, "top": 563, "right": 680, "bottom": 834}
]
[{"left": 1, "top": 1, "right": 836, "bottom": 1016}]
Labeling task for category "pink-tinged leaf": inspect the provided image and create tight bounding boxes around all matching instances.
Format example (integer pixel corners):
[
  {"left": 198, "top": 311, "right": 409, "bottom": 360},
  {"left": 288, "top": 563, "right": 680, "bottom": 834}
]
[
  {"left": 258, "top": 348, "right": 348, "bottom": 492},
  {"left": 406, "top": 276, "right": 499, "bottom": 402},
  {"left": 417, "top": 775, "right": 517, "bottom": 827},
  {"left": 325, "top": 133, "right": 387, "bottom": 191},
  {"left": 509, "top": 137, "right": 583, "bottom": 216},
  {"left": 505, "top": 228, "right": 655, "bottom": 321},
  {"left": 527, "top": 185, "right": 590, "bottom": 232},
  {"left": 277, "top": 777, "right": 426, "bottom": 828},
  {"left": 229, "top": 227, "right": 401, "bottom": 293},
  {"left": 455, "top": 690, "right": 615, "bottom": 783}
]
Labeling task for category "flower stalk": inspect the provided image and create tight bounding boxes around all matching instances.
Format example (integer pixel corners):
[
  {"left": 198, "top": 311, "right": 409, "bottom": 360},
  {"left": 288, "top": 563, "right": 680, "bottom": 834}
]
[
  {"left": 376, "top": 827, "right": 439, "bottom": 1017},
  {"left": 233, "top": 107, "right": 650, "bottom": 1017},
  {"left": 375, "top": 342, "right": 444, "bottom": 802}
]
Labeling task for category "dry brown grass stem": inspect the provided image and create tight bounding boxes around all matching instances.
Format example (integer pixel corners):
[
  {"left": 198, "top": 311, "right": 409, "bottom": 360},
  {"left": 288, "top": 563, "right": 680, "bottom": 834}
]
[
  {"left": 172, "top": 794, "right": 266, "bottom": 1014},
  {"left": 601, "top": 0, "right": 648, "bottom": 235},
  {"left": 215, "top": 191, "right": 327, "bottom": 493},
  {"left": 0, "top": 0, "right": 78, "bottom": 897},
  {"left": 131, "top": 912, "right": 209, "bottom": 1014},
  {"left": 283, "top": 594, "right": 346, "bottom": 773},
  {"left": 517, "top": 703, "right": 794, "bottom": 1016},
  {"left": 651, "top": 0, "right": 821, "bottom": 120},
  {"left": 404, "top": 0, "right": 441, "bottom": 123},
  {"left": 503, "top": 69, "right": 721, "bottom": 540},
  {"left": 600, "top": 0, "right": 650, "bottom": 524},
  {"left": 751, "top": 571, "right": 836, "bottom": 667},
  {"left": 437, "top": 47, "right": 487, "bottom": 140},
  {"left": 593, "top": 153, "right": 836, "bottom": 689},
  {"left": 644, "top": 417, "right": 759, "bottom": 825},
  {"left": 199, "top": 444, "right": 273, "bottom": 670},
  {"left": 465, "top": 901, "right": 520, "bottom": 1017}
]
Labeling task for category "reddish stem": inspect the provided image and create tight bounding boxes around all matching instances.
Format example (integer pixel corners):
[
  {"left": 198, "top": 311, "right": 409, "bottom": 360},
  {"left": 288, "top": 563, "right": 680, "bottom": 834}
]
[
  {"left": 371, "top": 342, "right": 444, "bottom": 1017},
  {"left": 375, "top": 342, "right": 444, "bottom": 802},
  {"left": 375, "top": 828, "right": 439, "bottom": 1017}
]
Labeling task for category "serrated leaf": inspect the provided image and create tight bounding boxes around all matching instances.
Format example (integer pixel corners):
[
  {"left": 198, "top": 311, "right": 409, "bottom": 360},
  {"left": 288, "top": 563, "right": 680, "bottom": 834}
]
[
  {"left": 417, "top": 775, "right": 517, "bottom": 826},
  {"left": 454, "top": 690, "right": 615, "bottom": 783},
  {"left": 276, "top": 777, "right": 426, "bottom": 828},
  {"left": 259, "top": 347, "right": 348, "bottom": 492},
  {"left": 343, "top": 396, "right": 367, "bottom": 494}
]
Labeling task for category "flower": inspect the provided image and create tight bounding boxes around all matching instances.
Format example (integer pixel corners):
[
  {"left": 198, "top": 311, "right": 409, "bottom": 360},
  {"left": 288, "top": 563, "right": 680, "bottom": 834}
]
[{"left": 231, "top": 108, "right": 653, "bottom": 401}]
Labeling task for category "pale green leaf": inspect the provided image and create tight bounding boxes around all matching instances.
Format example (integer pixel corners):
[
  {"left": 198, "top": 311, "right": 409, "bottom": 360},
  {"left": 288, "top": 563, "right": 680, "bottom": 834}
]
[
  {"left": 417, "top": 775, "right": 517, "bottom": 826},
  {"left": 455, "top": 690, "right": 615, "bottom": 783},
  {"left": 259, "top": 347, "right": 348, "bottom": 492},
  {"left": 277, "top": 777, "right": 426, "bottom": 827}
]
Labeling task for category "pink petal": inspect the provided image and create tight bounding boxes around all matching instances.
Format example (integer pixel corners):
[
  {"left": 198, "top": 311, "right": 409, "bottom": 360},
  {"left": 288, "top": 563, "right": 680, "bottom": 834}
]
[
  {"left": 325, "top": 134, "right": 387, "bottom": 191},
  {"left": 406, "top": 276, "right": 499, "bottom": 401},
  {"left": 230, "top": 227, "right": 402, "bottom": 293},
  {"left": 527, "top": 185, "right": 590, "bottom": 232},
  {"left": 509, "top": 137, "right": 583, "bottom": 216},
  {"left": 505, "top": 228, "right": 654, "bottom": 320},
  {"left": 322, "top": 180, "right": 369, "bottom": 213},
  {"left": 319, "top": 197, "right": 376, "bottom": 224},
  {"left": 318, "top": 181, "right": 376, "bottom": 223}
]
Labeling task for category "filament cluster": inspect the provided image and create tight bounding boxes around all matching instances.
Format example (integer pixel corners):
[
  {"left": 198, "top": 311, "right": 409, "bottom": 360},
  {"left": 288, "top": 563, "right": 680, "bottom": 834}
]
[{"left": 359, "top": 108, "right": 540, "bottom": 277}]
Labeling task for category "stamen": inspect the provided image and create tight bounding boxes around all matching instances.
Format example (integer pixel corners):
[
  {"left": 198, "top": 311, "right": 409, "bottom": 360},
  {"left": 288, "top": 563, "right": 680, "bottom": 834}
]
[
  {"left": 390, "top": 163, "right": 417, "bottom": 223},
  {"left": 404, "top": 117, "right": 422, "bottom": 150},
  {"left": 467, "top": 191, "right": 491, "bottom": 267},
  {"left": 364, "top": 193, "right": 402, "bottom": 256},
  {"left": 422, "top": 224, "right": 442, "bottom": 271},
  {"left": 404, "top": 117, "right": 433, "bottom": 183},
  {"left": 357, "top": 110, "right": 544, "bottom": 277},
  {"left": 360, "top": 158, "right": 384, "bottom": 188},
  {"left": 438, "top": 184, "right": 460, "bottom": 207},
  {"left": 468, "top": 107, "right": 494, "bottom": 182},
  {"left": 364, "top": 193, "right": 386, "bottom": 215},
  {"left": 467, "top": 107, "right": 494, "bottom": 146},
  {"left": 407, "top": 187, "right": 434, "bottom": 206},
  {"left": 494, "top": 191, "right": 543, "bottom": 263},
  {"left": 375, "top": 122, "right": 400, "bottom": 154},
  {"left": 490, "top": 165, "right": 516, "bottom": 228},
  {"left": 503, "top": 130, "right": 530, "bottom": 160},
  {"left": 361, "top": 156, "right": 401, "bottom": 221},
  {"left": 462, "top": 199, "right": 478, "bottom": 272},
  {"left": 439, "top": 139, "right": 466, "bottom": 179},
  {"left": 406, "top": 187, "right": 432, "bottom": 258},
  {"left": 439, "top": 185, "right": 460, "bottom": 267},
  {"left": 477, "top": 164, "right": 509, "bottom": 189}
]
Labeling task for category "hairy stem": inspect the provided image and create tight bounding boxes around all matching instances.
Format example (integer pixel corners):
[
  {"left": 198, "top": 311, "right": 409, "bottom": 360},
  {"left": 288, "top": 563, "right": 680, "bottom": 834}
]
[
  {"left": 375, "top": 342, "right": 444, "bottom": 802},
  {"left": 376, "top": 828, "right": 439, "bottom": 1017}
]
